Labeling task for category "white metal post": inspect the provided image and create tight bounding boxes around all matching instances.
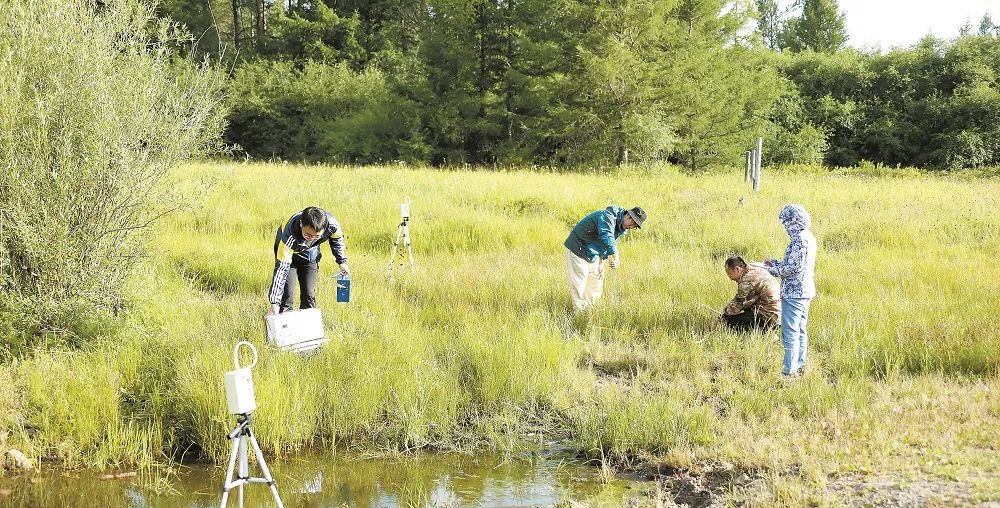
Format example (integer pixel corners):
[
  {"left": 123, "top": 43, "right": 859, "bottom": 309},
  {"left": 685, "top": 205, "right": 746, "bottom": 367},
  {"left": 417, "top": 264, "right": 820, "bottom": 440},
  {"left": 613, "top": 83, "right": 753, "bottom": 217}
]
[
  {"left": 753, "top": 137, "right": 763, "bottom": 192},
  {"left": 745, "top": 150, "right": 752, "bottom": 182}
]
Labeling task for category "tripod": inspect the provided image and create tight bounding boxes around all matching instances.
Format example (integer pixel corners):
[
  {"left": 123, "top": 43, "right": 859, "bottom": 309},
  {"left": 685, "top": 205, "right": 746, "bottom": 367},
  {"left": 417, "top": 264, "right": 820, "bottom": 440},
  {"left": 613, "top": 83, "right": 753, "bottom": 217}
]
[
  {"left": 387, "top": 216, "right": 415, "bottom": 275},
  {"left": 220, "top": 413, "right": 284, "bottom": 508}
]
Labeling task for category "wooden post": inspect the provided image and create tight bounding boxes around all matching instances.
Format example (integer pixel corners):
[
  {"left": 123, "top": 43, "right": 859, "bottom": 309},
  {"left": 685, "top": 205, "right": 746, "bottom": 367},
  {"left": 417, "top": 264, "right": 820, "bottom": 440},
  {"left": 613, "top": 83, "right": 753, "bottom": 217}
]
[
  {"left": 753, "top": 137, "right": 763, "bottom": 192},
  {"left": 745, "top": 150, "right": 752, "bottom": 182}
]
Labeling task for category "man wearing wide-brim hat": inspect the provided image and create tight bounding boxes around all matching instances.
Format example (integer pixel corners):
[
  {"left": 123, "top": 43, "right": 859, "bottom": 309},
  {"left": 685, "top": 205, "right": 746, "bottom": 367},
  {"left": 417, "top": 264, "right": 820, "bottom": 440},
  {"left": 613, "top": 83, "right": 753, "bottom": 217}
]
[{"left": 563, "top": 205, "right": 646, "bottom": 311}]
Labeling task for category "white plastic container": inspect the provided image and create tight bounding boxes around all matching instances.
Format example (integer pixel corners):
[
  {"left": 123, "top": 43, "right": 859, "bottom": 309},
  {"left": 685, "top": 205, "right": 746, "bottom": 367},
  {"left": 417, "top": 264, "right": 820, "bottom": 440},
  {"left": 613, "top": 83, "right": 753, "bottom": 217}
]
[
  {"left": 264, "top": 308, "right": 327, "bottom": 353},
  {"left": 223, "top": 367, "right": 256, "bottom": 415},
  {"left": 224, "top": 341, "right": 258, "bottom": 415}
]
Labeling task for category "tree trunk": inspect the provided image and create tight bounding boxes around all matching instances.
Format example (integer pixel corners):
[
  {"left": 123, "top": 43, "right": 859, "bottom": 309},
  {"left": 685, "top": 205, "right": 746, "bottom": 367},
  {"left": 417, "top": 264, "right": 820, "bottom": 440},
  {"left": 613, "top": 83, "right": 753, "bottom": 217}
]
[
  {"left": 231, "top": 0, "right": 241, "bottom": 50},
  {"left": 477, "top": 0, "right": 488, "bottom": 118},
  {"left": 254, "top": 0, "right": 265, "bottom": 48},
  {"left": 203, "top": 0, "right": 223, "bottom": 53},
  {"left": 504, "top": 0, "right": 514, "bottom": 140}
]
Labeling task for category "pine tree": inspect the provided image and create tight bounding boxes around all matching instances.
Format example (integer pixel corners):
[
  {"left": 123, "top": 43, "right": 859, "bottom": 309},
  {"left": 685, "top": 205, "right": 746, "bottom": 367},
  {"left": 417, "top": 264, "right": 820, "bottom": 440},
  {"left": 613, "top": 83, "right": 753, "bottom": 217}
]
[
  {"left": 782, "top": 0, "right": 847, "bottom": 53},
  {"left": 979, "top": 13, "right": 997, "bottom": 37},
  {"left": 754, "top": 0, "right": 782, "bottom": 50},
  {"left": 662, "top": 0, "right": 785, "bottom": 170}
]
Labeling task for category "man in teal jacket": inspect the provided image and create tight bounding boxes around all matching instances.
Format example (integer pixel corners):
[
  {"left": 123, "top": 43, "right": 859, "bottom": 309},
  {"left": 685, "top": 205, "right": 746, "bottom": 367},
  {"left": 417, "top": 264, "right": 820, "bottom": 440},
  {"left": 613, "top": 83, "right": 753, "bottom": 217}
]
[{"left": 564, "top": 205, "right": 646, "bottom": 310}]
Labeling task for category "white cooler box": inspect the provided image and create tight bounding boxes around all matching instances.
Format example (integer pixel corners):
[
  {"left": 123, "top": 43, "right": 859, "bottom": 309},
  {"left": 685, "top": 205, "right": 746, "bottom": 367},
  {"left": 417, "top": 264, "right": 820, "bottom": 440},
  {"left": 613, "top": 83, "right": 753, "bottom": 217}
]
[{"left": 265, "top": 308, "right": 328, "bottom": 353}]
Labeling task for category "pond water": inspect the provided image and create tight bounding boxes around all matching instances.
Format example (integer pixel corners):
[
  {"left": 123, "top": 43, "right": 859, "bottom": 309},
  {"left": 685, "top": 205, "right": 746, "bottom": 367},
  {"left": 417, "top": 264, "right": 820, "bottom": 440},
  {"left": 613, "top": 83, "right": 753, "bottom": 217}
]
[{"left": 0, "top": 449, "right": 653, "bottom": 507}]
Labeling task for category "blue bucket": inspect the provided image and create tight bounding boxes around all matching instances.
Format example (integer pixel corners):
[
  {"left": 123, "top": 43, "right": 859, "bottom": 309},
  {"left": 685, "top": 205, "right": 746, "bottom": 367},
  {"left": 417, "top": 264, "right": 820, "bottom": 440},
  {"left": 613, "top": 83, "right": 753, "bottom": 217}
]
[{"left": 336, "top": 273, "right": 351, "bottom": 303}]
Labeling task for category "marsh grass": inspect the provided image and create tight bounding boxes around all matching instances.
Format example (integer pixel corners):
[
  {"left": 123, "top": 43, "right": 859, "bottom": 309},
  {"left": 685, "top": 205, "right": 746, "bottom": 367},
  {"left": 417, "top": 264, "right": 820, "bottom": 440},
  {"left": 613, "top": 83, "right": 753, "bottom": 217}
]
[{"left": 2, "top": 162, "right": 999, "bottom": 503}]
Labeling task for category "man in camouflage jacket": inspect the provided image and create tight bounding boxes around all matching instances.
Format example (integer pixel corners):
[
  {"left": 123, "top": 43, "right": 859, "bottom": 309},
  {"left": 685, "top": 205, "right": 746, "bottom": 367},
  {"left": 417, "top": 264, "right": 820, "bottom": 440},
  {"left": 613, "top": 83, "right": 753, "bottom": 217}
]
[{"left": 721, "top": 256, "right": 781, "bottom": 333}]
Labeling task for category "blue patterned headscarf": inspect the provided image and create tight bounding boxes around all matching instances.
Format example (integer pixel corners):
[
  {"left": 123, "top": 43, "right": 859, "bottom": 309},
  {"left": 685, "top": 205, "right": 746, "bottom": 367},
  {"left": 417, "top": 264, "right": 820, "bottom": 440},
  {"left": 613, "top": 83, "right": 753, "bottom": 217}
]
[{"left": 778, "top": 204, "right": 811, "bottom": 233}]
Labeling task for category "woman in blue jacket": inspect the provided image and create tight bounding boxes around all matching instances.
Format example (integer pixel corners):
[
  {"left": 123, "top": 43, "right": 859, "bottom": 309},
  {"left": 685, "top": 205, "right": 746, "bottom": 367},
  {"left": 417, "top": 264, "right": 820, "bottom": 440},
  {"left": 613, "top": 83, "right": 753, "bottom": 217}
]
[{"left": 765, "top": 204, "right": 818, "bottom": 378}]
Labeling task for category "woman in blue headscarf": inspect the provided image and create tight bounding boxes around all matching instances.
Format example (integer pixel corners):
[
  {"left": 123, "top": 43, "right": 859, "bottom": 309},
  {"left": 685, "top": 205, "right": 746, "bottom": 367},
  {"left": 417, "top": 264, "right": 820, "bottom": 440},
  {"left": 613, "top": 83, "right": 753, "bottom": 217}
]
[{"left": 765, "top": 204, "right": 818, "bottom": 378}]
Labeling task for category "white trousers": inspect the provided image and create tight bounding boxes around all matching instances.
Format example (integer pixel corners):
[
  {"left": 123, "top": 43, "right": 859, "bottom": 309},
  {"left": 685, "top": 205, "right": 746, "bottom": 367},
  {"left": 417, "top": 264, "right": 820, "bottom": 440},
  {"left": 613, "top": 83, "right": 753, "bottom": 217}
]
[{"left": 566, "top": 248, "right": 604, "bottom": 310}]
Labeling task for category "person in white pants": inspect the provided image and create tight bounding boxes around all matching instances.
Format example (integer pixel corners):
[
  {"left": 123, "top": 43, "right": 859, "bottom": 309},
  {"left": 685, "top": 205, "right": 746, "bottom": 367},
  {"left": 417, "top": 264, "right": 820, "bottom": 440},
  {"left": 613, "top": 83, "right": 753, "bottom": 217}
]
[{"left": 563, "top": 205, "right": 646, "bottom": 311}]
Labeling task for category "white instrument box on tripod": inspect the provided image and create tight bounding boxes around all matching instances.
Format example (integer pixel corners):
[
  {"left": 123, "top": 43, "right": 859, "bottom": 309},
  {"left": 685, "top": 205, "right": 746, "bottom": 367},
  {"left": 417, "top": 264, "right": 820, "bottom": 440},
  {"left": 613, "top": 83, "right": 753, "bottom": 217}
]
[{"left": 264, "top": 308, "right": 327, "bottom": 353}]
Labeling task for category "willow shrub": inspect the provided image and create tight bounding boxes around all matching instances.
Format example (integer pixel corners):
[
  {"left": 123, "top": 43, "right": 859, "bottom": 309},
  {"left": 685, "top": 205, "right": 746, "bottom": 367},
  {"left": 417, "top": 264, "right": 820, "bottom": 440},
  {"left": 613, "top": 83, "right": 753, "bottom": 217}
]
[{"left": 0, "top": 0, "right": 225, "bottom": 348}]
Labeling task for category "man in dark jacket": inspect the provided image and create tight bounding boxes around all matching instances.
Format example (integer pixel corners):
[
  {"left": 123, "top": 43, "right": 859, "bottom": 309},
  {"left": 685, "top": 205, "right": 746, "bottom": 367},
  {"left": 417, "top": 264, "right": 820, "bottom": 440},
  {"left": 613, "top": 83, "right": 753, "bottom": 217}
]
[
  {"left": 564, "top": 205, "right": 646, "bottom": 310},
  {"left": 267, "top": 206, "right": 350, "bottom": 315}
]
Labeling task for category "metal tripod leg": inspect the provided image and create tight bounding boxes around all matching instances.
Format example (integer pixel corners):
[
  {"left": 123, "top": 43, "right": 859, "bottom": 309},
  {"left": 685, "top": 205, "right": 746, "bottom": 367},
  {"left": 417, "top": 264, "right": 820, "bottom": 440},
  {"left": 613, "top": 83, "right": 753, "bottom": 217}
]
[
  {"left": 406, "top": 241, "right": 415, "bottom": 272},
  {"left": 220, "top": 416, "right": 284, "bottom": 508},
  {"left": 387, "top": 222, "right": 404, "bottom": 273},
  {"left": 220, "top": 430, "right": 240, "bottom": 508},
  {"left": 402, "top": 223, "right": 414, "bottom": 273},
  {"left": 388, "top": 220, "right": 415, "bottom": 275},
  {"left": 238, "top": 430, "right": 246, "bottom": 507},
  {"left": 248, "top": 428, "right": 284, "bottom": 506}
]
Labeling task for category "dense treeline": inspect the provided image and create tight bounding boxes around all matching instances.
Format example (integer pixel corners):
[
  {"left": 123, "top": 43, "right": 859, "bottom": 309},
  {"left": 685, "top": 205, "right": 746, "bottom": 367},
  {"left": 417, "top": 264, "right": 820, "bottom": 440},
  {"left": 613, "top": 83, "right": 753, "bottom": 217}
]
[
  {"left": 160, "top": 0, "right": 1000, "bottom": 169},
  {"left": 779, "top": 37, "right": 1000, "bottom": 169}
]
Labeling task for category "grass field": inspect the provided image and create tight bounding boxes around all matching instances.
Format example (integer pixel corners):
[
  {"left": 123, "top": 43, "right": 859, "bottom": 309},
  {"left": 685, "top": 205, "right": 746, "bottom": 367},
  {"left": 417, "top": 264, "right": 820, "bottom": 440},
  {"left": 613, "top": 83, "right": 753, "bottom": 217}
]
[{"left": 2, "top": 162, "right": 999, "bottom": 505}]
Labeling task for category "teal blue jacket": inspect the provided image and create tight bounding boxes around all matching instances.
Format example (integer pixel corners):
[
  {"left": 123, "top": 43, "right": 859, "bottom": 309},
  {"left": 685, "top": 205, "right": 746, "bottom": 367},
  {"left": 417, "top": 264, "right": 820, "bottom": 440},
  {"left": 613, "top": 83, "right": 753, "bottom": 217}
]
[{"left": 564, "top": 206, "right": 628, "bottom": 262}]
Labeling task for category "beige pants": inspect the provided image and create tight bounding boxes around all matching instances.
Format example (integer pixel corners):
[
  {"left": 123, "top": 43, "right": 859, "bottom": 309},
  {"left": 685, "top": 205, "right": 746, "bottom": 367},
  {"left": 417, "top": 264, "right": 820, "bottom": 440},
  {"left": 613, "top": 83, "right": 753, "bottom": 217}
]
[{"left": 566, "top": 248, "right": 604, "bottom": 310}]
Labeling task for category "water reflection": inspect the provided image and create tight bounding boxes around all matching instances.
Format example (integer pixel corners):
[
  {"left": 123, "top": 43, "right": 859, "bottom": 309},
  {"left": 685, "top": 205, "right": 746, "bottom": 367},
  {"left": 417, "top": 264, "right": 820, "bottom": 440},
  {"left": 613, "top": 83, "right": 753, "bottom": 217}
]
[{"left": 1, "top": 451, "right": 645, "bottom": 507}]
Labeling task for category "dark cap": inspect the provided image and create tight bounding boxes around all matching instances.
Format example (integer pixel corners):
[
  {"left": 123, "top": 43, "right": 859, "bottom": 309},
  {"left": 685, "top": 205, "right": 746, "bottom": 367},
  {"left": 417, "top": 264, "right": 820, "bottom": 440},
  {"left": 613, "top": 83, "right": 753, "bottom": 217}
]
[{"left": 626, "top": 206, "right": 647, "bottom": 228}]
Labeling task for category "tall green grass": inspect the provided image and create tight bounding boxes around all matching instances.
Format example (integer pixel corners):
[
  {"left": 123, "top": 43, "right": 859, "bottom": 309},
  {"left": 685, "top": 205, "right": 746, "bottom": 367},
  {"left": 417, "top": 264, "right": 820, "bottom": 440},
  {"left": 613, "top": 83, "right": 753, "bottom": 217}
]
[{"left": 2, "top": 162, "right": 999, "bottom": 502}]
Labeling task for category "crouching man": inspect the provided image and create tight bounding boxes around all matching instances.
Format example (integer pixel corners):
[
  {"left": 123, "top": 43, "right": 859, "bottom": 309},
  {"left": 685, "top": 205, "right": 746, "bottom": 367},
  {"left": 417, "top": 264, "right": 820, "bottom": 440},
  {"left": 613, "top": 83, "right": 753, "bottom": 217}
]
[{"left": 720, "top": 256, "right": 780, "bottom": 333}]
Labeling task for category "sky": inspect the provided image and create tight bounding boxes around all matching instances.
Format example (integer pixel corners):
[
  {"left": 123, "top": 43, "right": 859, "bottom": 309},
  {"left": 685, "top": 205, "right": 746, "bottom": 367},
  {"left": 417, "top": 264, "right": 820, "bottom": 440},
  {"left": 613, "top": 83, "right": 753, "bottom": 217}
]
[{"left": 835, "top": 0, "right": 1000, "bottom": 49}]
